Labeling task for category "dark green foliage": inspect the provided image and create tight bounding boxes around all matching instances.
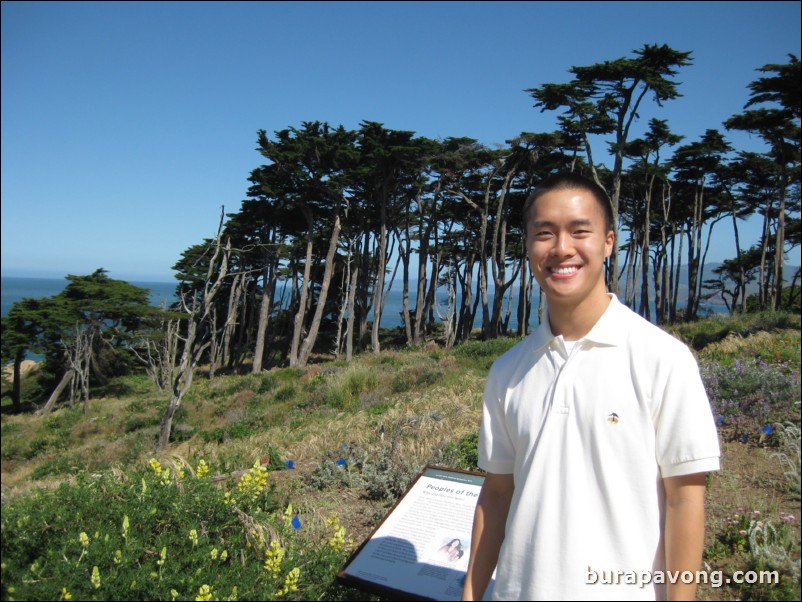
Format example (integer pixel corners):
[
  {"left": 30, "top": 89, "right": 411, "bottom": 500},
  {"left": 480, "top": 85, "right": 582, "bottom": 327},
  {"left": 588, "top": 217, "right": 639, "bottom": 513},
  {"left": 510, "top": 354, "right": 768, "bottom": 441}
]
[
  {"left": 439, "top": 430, "right": 480, "bottom": 472},
  {"left": 453, "top": 337, "right": 521, "bottom": 372},
  {"left": 0, "top": 461, "right": 357, "bottom": 601}
]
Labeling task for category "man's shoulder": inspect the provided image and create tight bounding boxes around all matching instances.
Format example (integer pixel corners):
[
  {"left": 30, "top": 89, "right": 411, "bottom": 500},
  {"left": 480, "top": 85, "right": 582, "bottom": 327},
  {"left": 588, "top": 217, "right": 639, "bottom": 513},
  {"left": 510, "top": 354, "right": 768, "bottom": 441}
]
[
  {"left": 606, "top": 303, "right": 702, "bottom": 381},
  {"left": 488, "top": 333, "right": 541, "bottom": 379},
  {"left": 612, "top": 300, "right": 691, "bottom": 351}
]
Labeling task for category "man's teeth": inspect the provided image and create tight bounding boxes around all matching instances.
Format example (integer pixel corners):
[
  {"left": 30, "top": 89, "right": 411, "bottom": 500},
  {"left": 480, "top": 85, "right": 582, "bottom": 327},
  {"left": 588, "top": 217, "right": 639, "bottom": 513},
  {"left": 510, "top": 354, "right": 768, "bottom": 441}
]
[{"left": 551, "top": 266, "right": 579, "bottom": 274}]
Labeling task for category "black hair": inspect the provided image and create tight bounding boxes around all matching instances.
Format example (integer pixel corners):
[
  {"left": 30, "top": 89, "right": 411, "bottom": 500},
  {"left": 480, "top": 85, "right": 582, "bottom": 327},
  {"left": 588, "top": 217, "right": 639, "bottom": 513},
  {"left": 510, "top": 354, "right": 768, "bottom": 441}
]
[{"left": 522, "top": 172, "right": 614, "bottom": 233}]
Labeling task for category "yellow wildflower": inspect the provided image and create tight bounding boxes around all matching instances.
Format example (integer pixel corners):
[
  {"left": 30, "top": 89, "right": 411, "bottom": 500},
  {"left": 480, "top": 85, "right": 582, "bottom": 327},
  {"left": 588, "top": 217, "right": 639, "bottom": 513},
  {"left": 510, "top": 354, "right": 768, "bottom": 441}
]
[
  {"left": 79, "top": 532, "right": 90, "bottom": 548},
  {"left": 157, "top": 546, "right": 167, "bottom": 567},
  {"left": 149, "top": 458, "right": 162, "bottom": 476},
  {"left": 59, "top": 587, "right": 72, "bottom": 600},
  {"left": 122, "top": 515, "right": 130, "bottom": 540},
  {"left": 327, "top": 512, "right": 347, "bottom": 552},
  {"left": 113, "top": 550, "right": 122, "bottom": 565},
  {"left": 277, "top": 567, "right": 300, "bottom": 597},
  {"left": 189, "top": 529, "right": 199, "bottom": 547},
  {"left": 170, "top": 589, "right": 180, "bottom": 601},
  {"left": 91, "top": 566, "right": 101, "bottom": 589},
  {"left": 196, "top": 459, "right": 209, "bottom": 478},
  {"left": 232, "top": 461, "right": 269, "bottom": 508},
  {"left": 196, "top": 584, "right": 213, "bottom": 601},
  {"left": 210, "top": 548, "right": 218, "bottom": 560},
  {"left": 264, "top": 540, "right": 285, "bottom": 576}
]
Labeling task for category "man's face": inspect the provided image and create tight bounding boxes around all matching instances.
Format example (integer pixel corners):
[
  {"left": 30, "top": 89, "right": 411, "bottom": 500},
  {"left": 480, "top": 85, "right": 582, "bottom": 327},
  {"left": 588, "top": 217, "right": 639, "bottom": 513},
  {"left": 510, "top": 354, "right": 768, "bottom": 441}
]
[{"left": 525, "top": 187, "right": 614, "bottom": 307}]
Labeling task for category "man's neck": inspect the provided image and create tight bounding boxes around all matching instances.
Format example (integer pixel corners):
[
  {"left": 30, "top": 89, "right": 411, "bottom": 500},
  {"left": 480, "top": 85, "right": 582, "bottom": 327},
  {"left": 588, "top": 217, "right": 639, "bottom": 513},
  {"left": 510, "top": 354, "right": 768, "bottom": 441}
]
[{"left": 547, "top": 291, "right": 612, "bottom": 342}]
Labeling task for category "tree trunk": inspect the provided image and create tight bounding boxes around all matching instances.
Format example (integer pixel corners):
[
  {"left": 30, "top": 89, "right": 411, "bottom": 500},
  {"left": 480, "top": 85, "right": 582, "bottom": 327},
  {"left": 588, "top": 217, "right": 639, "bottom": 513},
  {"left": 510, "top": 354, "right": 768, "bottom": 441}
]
[
  {"left": 516, "top": 254, "right": 529, "bottom": 337},
  {"left": 298, "top": 213, "right": 342, "bottom": 367},
  {"left": 639, "top": 181, "right": 653, "bottom": 321},
  {"left": 221, "top": 272, "right": 244, "bottom": 369},
  {"left": 759, "top": 204, "right": 771, "bottom": 309},
  {"left": 10, "top": 350, "right": 23, "bottom": 413},
  {"left": 289, "top": 208, "right": 315, "bottom": 368},
  {"left": 773, "top": 171, "right": 787, "bottom": 310},
  {"left": 334, "top": 242, "right": 351, "bottom": 360},
  {"left": 346, "top": 239, "right": 360, "bottom": 361},
  {"left": 252, "top": 259, "right": 274, "bottom": 373},
  {"left": 36, "top": 369, "right": 75, "bottom": 416},
  {"left": 671, "top": 225, "right": 683, "bottom": 322},
  {"left": 158, "top": 222, "right": 230, "bottom": 451},
  {"left": 458, "top": 254, "right": 476, "bottom": 342},
  {"left": 371, "top": 193, "right": 389, "bottom": 353}
]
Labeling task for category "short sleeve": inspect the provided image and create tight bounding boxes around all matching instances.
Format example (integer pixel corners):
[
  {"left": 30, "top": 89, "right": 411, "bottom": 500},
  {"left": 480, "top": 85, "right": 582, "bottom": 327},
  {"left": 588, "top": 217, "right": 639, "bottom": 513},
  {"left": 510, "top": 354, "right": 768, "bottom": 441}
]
[
  {"left": 653, "top": 343, "right": 721, "bottom": 478},
  {"left": 478, "top": 362, "right": 516, "bottom": 475}
]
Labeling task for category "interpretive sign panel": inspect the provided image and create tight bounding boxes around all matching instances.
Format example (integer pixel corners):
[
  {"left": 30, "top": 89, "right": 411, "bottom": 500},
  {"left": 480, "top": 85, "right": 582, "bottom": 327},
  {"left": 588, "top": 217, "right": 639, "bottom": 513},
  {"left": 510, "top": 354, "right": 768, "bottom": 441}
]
[{"left": 337, "top": 465, "right": 495, "bottom": 601}]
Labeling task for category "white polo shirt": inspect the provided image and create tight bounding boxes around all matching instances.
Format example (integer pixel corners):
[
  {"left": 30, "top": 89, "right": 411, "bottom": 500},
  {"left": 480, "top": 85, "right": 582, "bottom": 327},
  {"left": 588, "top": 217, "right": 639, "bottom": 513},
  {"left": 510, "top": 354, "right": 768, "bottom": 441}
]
[{"left": 479, "top": 295, "right": 720, "bottom": 601}]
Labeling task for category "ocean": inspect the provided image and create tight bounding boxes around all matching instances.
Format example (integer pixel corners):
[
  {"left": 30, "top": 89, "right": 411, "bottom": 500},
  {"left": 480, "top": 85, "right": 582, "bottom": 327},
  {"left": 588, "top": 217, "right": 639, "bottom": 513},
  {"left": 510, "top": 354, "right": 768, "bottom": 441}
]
[
  {"left": 2, "top": 275, "right": 732, "bottom": 342},
  {"left": 0, "top": 276, "right": 531, "bottom": 331},
  {"left": 1, "top": 276, "right": 179, "bottom": 318}
]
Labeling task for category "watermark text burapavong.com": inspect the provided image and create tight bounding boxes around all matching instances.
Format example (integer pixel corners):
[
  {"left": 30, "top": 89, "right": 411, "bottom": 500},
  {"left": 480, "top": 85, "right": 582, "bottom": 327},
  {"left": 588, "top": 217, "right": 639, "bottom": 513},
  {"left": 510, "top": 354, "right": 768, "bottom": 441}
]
[{"left": 586, "top": 566, "right": 779, "bottom": 588}]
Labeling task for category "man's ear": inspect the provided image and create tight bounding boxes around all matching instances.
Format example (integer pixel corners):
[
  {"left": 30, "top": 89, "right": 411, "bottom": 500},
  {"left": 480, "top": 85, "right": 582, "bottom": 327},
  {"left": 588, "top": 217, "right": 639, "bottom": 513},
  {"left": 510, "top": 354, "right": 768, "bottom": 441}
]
[{"left": 604, "top": 230, "right": 615, "bottom": 258}]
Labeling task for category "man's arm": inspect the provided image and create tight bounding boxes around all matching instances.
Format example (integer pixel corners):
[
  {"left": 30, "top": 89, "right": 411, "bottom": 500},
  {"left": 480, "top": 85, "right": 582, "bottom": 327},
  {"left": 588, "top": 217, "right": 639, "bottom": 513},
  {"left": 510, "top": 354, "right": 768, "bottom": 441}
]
[
  {"left": 462, "top": 472, "right": 514, "bottom": 601},
  {"left": 663, "top": 472, "right": 707, "bottom": 601}
]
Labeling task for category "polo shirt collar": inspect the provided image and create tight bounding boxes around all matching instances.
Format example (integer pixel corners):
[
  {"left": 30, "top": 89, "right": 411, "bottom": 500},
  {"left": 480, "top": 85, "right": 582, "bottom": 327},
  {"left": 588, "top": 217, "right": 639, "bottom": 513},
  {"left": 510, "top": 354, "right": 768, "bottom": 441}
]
[
  {"left": 583, "top": 294, "right": 625, "bottom": 346},
  {"left": 530, "top": 294, "right": 625, "bottom": 352}
]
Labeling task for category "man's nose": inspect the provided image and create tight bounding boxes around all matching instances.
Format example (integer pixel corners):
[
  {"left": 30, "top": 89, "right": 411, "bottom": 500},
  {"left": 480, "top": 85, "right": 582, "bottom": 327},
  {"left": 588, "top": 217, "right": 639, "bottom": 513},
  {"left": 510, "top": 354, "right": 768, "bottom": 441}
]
[{"left": 552, "top": 232, "right": 573, "bottom": 256}]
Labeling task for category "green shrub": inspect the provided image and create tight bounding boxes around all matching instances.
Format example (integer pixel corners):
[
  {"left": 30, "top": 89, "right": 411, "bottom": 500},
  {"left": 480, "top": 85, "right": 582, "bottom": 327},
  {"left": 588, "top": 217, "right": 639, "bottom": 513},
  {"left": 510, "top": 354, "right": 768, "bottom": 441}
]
[
  {"left": 124, "top": 416, "right": 157, "bottom": 433},
  {"left": 29, "top": 454, "right": 81, "bottom": 480},
  {"left": 43, "top": 409, "right": 82, "bottom": 432},
  {"left": 439, "top": 430, "right": 480, "bottom": 472},
  {"left": 258, "top": 374, "right": 278, "bottom": 394},
  {"left": 1, "top": 458, "right": 361, "bottom": 601},
  {"left": 390, "top": 373, "right": 412, "bottom": 393},
  {"left": 311, "top": 366, "right": 377, "bottom": 410},
  {"left": 273, "top": 384, "right": 297, "bottom": 403},
  {"left": 25, "top": 434, "right": 64, "bottom": 459},
  {"left": 453, "top": 337, "right": 520, "bottom": 372},
  {"left": 0, "top": 422, "right": 20, "bottom": 436}
]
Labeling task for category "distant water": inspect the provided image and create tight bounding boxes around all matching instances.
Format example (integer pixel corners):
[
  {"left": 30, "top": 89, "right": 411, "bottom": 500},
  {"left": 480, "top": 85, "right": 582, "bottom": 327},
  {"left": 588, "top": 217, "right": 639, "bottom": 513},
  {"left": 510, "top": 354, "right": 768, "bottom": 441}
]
[
  {"left": 2, "top": 275, "right": 730, "bottom": 346},
  {"left": 1, "top": 276, "right": 539, "bottom": 337},
  {"left": 1, "top": 277, "right": 178, "bottom": 318}
]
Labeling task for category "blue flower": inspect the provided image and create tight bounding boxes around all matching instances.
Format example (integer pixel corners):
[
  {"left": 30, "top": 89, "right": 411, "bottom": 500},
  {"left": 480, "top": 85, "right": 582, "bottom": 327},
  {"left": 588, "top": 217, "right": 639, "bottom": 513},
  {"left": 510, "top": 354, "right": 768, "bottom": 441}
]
[
  {"left": 336, "top": 457, "right": 348, "bottom": 468},
  {"left": 291, "top": 514, "right": 302, "bottom": 530},
  {"left": 716, "top": 415, "right": 725, "bottom": 426},
  {"left": 762, "top": 424, "right": 774, "bottom": 436}
]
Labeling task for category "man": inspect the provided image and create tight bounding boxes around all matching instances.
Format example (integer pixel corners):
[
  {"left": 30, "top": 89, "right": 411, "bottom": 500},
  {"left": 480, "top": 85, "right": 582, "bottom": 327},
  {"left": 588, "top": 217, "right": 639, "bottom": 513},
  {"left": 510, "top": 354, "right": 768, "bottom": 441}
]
[{"left": 462, "top": 173, "right": 720, "bottom": 601}]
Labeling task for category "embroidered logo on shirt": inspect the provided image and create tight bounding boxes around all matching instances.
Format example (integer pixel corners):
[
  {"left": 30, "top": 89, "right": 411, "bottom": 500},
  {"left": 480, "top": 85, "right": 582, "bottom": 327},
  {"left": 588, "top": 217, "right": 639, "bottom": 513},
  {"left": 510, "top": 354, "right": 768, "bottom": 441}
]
[{"left": 607, "top": 412, "right": 619, "bottom": 424}]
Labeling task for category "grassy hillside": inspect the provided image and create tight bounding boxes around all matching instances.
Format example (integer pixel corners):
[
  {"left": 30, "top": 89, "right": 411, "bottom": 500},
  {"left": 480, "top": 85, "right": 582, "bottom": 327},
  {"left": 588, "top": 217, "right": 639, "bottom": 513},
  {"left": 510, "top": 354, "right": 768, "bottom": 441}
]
[{"left": 1, "top": 313, "right": 800, "bottom": 600}]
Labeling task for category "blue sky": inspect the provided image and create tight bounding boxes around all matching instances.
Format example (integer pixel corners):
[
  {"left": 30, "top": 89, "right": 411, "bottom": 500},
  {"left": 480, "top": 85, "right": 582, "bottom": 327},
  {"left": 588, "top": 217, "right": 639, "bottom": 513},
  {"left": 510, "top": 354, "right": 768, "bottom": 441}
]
[{"left": 2, "top": 1, "right": 800, "bottom": 282}]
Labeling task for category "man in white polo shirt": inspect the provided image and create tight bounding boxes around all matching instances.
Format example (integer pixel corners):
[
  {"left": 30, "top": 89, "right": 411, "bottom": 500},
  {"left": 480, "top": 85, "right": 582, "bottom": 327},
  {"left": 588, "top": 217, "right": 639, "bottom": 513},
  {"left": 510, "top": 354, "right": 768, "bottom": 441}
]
[{"left": 462, "top": 173, "right": 720, "bottom": 601}]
